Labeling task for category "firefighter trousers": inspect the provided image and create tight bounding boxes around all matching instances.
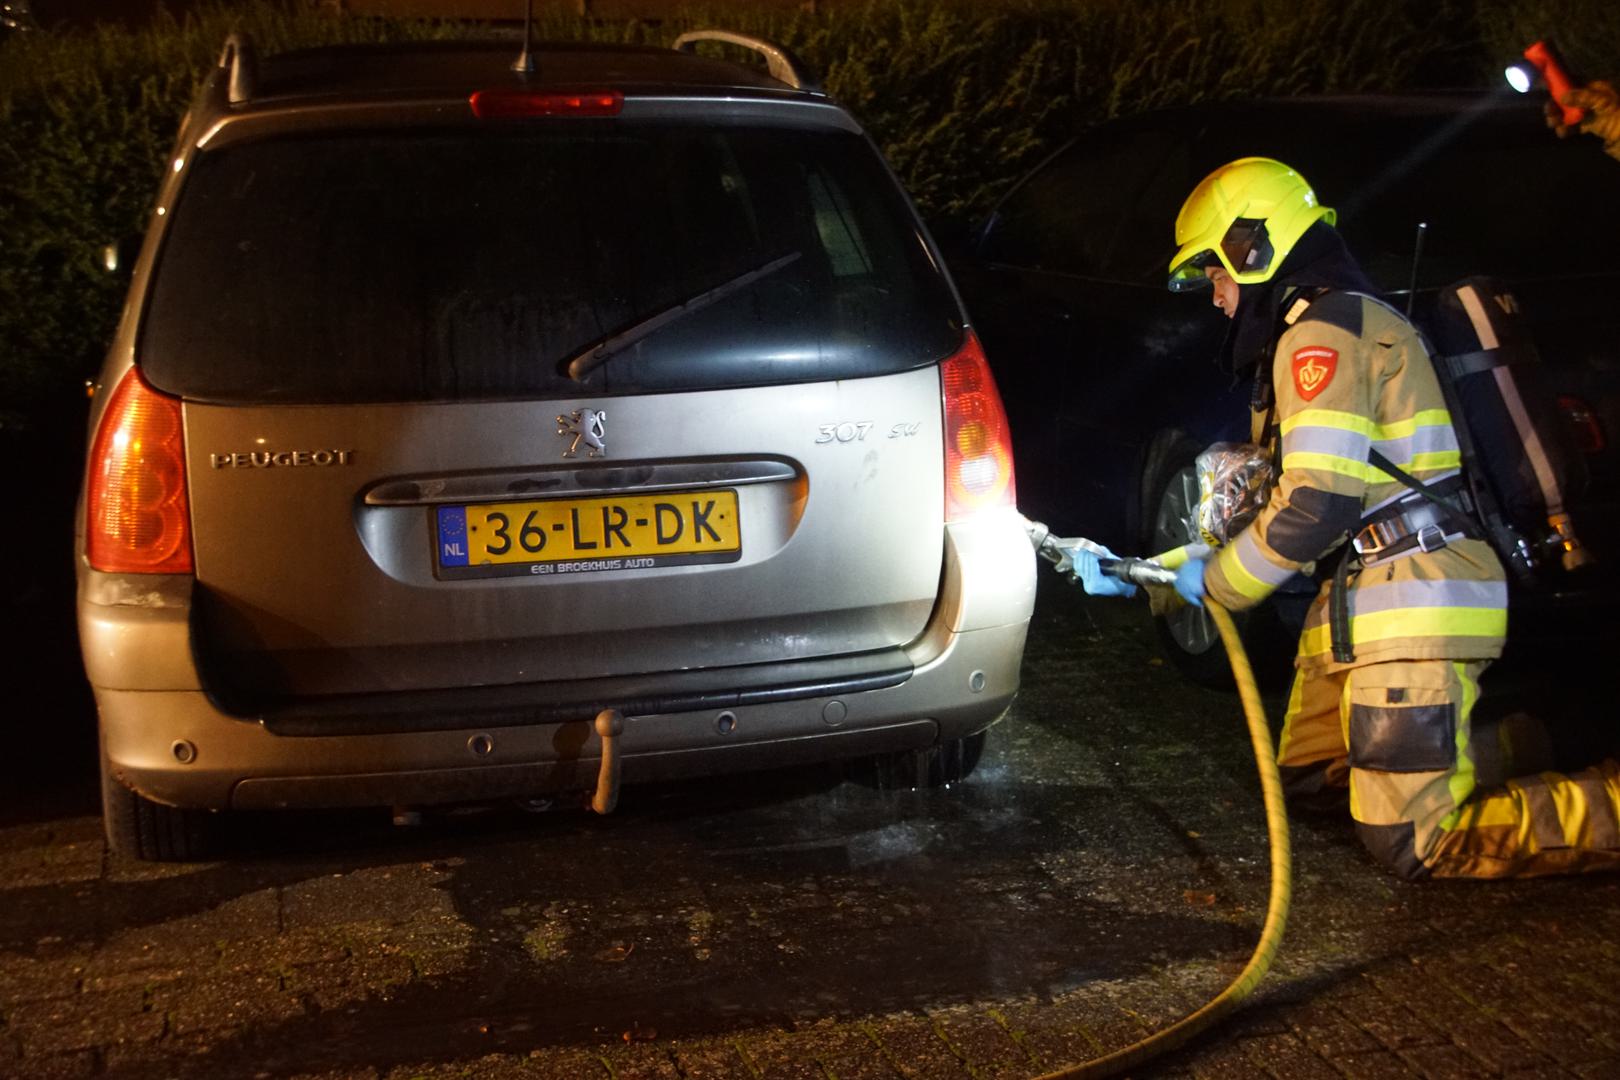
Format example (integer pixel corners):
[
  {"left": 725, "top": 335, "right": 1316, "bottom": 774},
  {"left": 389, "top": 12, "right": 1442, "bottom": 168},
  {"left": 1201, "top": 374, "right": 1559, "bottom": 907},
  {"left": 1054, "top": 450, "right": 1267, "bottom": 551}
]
[{"left": 1276, "top": 658, "right": 1620, "bottom": 879}]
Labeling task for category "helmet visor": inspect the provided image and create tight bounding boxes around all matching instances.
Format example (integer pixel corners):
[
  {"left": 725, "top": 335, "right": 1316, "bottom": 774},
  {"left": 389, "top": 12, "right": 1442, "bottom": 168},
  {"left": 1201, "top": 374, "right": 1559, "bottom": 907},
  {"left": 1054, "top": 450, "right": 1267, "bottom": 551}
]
[
  {"left": 1167, "top": 217, "right": 1277, "bottom": 292},
  {"left": 1167, "top": 249, "right": 1220, "bottom": 292}
]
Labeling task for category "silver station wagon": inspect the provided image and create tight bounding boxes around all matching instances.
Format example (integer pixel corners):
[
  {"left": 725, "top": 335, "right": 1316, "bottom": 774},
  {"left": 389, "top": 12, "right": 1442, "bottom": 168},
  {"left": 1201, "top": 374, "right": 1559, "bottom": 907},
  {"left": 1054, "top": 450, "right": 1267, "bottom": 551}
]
[{"left": 76, "top": 31, "right": 1035, "bottom": 859}]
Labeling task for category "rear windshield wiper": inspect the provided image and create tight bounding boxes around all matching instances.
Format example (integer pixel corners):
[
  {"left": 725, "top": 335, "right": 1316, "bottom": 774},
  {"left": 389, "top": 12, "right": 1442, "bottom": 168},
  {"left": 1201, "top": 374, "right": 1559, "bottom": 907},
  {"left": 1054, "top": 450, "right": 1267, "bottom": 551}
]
[{"left": 565, "top": 251, "right": 802, "bottom": 382}]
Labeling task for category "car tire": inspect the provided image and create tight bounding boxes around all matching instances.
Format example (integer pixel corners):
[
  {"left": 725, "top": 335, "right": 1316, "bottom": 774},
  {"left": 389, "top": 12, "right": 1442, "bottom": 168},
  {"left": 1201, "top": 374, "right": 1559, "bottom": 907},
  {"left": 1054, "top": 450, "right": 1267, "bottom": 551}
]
[
  {"left": 100, "top": 749, "right": 220, "bottom": 862},
  {"left": 1142, "top": 437, "right": 1243, "bottom": 689},
  {"left": 1142, "top": 437, "right": 1302, "bottom": 690},
  {"left": 859, "top": 729, "right": 988, "bottom": 790}
]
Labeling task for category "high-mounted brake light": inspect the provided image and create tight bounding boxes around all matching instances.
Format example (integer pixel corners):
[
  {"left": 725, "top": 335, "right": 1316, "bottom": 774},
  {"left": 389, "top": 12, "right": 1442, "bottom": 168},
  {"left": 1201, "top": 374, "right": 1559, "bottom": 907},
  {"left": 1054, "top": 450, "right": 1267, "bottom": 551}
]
[
  {"left": 469, "top": 89, "right": 624, "bottom": 119},
  {"left": 86, "top": 368, "right": 193, "bottom": 574},
  {"left": 941, "top": 331, "right": 1016, "bottom": 522},
  {"left": 1559, "top": 394, "right": 1606, "bottom": 455}
]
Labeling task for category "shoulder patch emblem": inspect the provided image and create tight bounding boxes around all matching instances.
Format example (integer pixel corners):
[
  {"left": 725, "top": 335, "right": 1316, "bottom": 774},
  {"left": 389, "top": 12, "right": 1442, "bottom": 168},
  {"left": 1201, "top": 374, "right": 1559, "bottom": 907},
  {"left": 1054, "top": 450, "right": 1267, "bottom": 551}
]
[{"left": 1291, "top": 346, "right": 1338, "bottom": 400}]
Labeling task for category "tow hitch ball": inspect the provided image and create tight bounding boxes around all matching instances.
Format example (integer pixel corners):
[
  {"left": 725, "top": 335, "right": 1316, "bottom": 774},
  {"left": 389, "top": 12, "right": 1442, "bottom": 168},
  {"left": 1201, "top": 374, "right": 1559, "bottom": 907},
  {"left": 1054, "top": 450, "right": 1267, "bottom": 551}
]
[{"left": 591, "top": 708, "right": 624, "bottom": 815}]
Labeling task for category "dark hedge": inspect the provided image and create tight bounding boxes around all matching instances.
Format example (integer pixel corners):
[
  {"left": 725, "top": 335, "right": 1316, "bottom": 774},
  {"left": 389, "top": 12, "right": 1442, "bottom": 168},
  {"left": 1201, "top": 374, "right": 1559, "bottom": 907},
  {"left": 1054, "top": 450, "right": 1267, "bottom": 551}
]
[{"left": 2, "top": 0, "right": 1616, "bottom": 430}]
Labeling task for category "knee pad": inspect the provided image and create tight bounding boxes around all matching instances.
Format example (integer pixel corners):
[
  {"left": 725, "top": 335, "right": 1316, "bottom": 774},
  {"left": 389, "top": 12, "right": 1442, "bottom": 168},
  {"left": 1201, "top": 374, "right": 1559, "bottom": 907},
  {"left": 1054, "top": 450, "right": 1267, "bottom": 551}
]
[{"left": 1347, "top": 664, "right": 1459, "bottom": 773}]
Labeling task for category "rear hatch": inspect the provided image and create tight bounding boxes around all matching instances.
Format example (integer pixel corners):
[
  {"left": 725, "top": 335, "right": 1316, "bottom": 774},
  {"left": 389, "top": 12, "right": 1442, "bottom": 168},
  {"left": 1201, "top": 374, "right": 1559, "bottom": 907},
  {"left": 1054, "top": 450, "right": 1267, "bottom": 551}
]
[{"left": 140, "top": 117, "right": 965, "bottom": 707}]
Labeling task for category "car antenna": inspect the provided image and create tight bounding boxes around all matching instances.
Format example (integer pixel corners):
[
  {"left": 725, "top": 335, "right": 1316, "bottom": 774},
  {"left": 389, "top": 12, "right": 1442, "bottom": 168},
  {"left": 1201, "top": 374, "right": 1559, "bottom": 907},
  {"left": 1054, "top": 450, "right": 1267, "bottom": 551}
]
[
  {"left": 1404, "top": 221, "right": 1427, "bottom": 318},
  {"left": 512, "top": 0, "right": 536, "bottom": 75}
]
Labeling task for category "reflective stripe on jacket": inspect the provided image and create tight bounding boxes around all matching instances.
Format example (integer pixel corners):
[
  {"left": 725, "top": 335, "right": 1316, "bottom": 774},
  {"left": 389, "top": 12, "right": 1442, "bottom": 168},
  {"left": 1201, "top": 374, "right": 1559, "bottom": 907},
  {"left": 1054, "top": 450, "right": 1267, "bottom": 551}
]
[{"left": 1203, "top": 291, "right": 1507, "bottom": 672}]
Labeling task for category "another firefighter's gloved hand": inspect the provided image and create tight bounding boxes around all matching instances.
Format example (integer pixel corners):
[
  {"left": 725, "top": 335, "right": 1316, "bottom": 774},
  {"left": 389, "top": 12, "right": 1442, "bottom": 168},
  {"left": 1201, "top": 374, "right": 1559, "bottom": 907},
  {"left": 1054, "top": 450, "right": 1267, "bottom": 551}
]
[
  {"left": 1174, "top": 558, "right": 1207, "bottom": 608},
  {"left": 1549, "top": 80, "right": 1620, "bottom": 161},
  {"left": 1070, "top": 545, "right": 1137, "bottom": 599}
]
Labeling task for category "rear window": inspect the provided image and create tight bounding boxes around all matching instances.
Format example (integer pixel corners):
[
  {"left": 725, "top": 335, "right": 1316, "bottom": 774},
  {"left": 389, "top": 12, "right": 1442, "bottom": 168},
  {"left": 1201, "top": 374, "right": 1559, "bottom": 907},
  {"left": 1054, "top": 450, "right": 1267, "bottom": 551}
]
[{"left": 141, "top": 124, "right": 961, "bottom": 403}]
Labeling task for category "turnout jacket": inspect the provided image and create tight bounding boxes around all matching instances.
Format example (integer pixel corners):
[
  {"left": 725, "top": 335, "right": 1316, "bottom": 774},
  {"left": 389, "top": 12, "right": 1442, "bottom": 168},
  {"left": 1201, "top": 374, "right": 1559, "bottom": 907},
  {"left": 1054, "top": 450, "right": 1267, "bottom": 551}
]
[{"left": 1203, "top": 291, "right": 1508, "bottom": 673}]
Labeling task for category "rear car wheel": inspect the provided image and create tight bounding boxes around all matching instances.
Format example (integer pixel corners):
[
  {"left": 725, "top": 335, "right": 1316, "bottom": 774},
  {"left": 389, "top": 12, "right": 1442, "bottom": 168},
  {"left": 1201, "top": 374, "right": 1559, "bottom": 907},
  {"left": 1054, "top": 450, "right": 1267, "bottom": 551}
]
[
  {"left": 859, "top": 729, "right": 987, "bottom": 790},
  {"left": 100, "top": 749, "right": 219, "bottom": 861}
]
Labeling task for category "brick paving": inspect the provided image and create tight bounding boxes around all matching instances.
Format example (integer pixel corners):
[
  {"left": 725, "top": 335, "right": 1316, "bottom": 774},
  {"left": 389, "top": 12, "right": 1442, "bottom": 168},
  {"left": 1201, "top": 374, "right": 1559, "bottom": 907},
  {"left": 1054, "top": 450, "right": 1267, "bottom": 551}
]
[{"left": 2, "top": 582, "right": 1616, "bottom": 1080}]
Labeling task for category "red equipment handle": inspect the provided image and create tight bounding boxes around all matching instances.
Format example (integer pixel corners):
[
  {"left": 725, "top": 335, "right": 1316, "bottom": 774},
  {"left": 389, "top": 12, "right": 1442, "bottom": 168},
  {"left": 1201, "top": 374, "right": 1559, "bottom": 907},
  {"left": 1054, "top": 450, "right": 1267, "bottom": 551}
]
[{"left": 1525, "top": 40, "right": 1585, "bottom": 128}]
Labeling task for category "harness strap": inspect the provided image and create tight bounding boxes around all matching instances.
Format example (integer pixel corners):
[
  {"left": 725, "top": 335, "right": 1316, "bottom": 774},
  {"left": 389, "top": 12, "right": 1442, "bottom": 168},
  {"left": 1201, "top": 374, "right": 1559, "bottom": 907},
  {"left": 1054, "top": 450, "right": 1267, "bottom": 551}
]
[
  {"left": 1365, "top": 450, "right": 1481, "bottom": 538},
  {"left": 1330, "top": 545, "right": 1358, "bottom": 664},
  {"left": 1328, "top": 455, "right": 1481, "bottom": 665},
  {"left": 1354, "top": 473, "right": 1473, "bottom": 561},
  {"left": 1438, "top": 349, "right": 1507, "bottom": 379}
]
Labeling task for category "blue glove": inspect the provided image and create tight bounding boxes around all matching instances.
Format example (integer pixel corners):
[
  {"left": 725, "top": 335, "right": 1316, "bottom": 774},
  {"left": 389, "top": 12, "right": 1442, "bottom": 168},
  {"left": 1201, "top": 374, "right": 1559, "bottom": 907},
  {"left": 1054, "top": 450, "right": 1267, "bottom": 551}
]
[
  {"left": 1070, "top": 545, "right": 1137, "bottom": 599},
  {"left": 1174, "top": 558, "right": 1207, "bottom": 608}
]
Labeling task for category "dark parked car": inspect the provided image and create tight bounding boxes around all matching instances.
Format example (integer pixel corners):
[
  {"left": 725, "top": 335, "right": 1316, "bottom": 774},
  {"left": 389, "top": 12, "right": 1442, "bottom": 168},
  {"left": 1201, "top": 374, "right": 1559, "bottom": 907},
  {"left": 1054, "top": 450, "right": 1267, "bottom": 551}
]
[{"left": 952, "top": 93, "right": 1619, "bottom": 676}]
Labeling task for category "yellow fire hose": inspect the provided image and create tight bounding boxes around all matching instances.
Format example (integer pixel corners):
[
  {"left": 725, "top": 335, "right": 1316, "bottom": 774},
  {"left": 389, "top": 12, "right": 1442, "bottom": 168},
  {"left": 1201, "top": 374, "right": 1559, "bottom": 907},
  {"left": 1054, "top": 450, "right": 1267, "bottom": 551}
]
[{"left": 1036, "top": 597, "right": 1293, "bottom": 1079}]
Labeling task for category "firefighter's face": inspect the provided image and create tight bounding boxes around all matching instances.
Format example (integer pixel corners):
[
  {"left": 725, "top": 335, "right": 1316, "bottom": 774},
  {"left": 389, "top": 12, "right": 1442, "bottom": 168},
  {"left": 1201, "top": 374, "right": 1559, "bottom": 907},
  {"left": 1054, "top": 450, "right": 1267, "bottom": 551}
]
[{"left": 1206, "top": 266, "right": 1239, "bottom": 318}]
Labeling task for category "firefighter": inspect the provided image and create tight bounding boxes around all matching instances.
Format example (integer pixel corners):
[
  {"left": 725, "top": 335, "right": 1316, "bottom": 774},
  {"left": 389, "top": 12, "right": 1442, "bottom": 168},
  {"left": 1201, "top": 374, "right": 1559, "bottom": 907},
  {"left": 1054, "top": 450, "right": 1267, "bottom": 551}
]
[
  {"left": 1548, "top": 79, "right": 1620, "bottom": 160},
  {"left": 1074, "top": 158, "right": 1620, "bottom": 879}
]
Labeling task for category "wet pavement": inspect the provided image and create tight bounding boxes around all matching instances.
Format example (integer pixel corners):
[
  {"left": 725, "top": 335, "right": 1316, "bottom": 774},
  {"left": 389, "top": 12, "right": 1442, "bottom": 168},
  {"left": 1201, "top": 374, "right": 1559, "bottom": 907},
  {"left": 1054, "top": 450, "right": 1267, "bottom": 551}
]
[{"left": 3, "top": 577, "right": 1619, "bottom": 1079}]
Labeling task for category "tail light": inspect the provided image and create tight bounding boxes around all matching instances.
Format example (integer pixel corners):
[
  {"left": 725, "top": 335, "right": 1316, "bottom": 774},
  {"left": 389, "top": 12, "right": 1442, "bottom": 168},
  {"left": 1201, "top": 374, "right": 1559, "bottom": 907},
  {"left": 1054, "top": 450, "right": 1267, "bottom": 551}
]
[
  {"left": 941, "top": 331, "right": 1016, "bottom": 521},
  {"left": 86, "top": 368, "right": 193, "bottom": 574},
  {"left": 469, "top": 89, "right": 623, "bottom": 119},
  {"left": 1559, "top": 395, "right": 1606, "bottom": 455}
]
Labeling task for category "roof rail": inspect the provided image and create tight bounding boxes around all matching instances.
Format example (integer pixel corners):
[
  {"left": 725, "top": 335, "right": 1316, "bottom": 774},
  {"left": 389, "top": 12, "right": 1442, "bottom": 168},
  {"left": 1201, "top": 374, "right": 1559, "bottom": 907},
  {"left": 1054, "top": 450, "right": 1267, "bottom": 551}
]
[
  {"left": 218, "top": 32, "right": 258, "bottom": 105},
  {"left": 671, "top": 30, "right": 820, "bottom": 94}
]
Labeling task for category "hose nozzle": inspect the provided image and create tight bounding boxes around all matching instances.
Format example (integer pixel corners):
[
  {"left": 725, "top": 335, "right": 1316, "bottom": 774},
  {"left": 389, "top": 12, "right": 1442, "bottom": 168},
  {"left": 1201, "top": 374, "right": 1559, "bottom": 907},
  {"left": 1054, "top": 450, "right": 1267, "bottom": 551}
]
[
  {"left": 1023, "top": 517, "right": 1064, "bottom": 567},
  {"left": 1021, "top": 516, "right": 1176, "bottom": 586},
  {"left": 1022, "top": 516, "right": 1111, "bottom": 576}
]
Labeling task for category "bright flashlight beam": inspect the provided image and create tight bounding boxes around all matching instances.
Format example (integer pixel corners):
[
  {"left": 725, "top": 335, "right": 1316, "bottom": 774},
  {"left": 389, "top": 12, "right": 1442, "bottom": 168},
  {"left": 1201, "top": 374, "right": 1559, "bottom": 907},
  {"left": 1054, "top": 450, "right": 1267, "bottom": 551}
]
[
  {"left": 1337, "top": 93, "right": 1505, "bottom": 226},
  {"left": 1505, "top": 63, "right": 1534, "bottom": 93}
]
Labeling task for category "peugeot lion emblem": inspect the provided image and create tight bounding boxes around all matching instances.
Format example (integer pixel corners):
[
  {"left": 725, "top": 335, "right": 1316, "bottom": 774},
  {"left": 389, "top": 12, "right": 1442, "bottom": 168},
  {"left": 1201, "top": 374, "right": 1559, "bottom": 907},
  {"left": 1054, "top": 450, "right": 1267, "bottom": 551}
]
[{"left": 557, "top": 408, "right": 607, "bottom": 458}]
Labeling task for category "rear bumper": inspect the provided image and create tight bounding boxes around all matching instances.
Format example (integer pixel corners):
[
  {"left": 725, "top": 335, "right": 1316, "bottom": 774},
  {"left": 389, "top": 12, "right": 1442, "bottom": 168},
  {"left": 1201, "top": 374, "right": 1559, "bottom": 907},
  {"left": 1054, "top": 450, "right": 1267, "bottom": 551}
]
[
  {"left": 82, "top": 511, "right": 1036, "bottom": 811},
  {"left": 96, "top": 618, "right": 1026, "bottom": 810}
]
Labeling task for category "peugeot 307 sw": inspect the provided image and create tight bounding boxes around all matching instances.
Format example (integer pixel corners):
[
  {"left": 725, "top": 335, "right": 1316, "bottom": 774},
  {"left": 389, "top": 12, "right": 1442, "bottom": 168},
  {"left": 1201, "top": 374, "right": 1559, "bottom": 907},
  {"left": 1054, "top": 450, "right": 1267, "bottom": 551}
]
[{"left": 77, "top": 31, "right": 1035, "bottom": 859}]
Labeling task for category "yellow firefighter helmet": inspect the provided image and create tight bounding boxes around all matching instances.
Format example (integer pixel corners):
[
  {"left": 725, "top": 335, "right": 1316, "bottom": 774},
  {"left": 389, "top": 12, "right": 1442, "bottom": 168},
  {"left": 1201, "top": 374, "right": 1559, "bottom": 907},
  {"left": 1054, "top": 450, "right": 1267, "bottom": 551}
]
[{"left": 1167, "top": 157, "right": 1336, "bottom": 292}]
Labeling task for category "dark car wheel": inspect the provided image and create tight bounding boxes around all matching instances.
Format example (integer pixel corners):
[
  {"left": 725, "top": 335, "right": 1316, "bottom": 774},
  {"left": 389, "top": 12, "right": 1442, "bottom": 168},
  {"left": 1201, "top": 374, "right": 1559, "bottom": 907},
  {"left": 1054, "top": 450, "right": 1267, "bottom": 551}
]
[
  {"left": 858, "top": 729, "right": 988, "bottom": 790},
  {"left": 1144, "top": 440, "right": 1242, "bottom": 688},
  {"left": 1144, "top": 438, "right": 1302, "bottom": 690},
  {"left": 101, "top": 749, "right": 220, "bottom": 862}
]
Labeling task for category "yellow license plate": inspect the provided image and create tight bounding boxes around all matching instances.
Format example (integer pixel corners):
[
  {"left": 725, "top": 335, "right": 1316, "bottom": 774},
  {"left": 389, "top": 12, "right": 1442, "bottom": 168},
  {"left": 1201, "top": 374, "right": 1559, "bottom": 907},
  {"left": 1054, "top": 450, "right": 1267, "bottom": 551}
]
[{"left": 435, "top": 490, "right": 740, "bottom": 579}]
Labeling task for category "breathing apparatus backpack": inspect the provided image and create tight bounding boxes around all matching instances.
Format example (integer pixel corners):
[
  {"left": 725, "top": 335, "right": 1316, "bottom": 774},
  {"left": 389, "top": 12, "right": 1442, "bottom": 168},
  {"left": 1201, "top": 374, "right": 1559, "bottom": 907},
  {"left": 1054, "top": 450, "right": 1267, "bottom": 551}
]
[{"left": 1422, "top": 277, "right": 1591, "bottom": 579}]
